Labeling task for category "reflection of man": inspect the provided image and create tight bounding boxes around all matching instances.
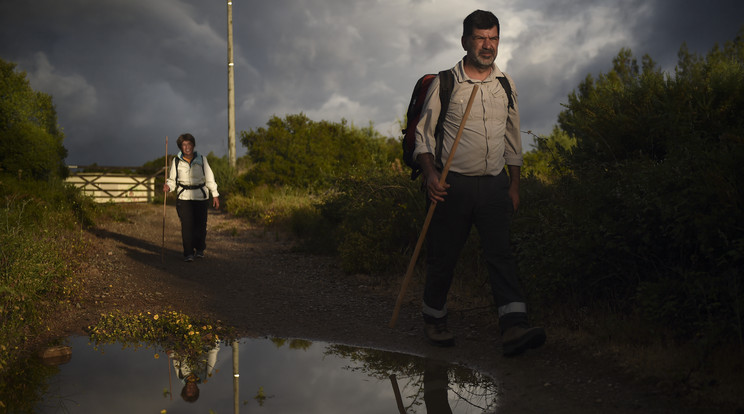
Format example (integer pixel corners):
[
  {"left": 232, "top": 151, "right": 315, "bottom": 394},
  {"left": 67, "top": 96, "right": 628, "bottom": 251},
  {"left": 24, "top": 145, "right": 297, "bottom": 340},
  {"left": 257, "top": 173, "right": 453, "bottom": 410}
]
[
  {"left": 168, "top": 343, "right": 220, "bottom": 403},
  {"left": 423, "top": 359, "right": 452, "bottom": 414}
]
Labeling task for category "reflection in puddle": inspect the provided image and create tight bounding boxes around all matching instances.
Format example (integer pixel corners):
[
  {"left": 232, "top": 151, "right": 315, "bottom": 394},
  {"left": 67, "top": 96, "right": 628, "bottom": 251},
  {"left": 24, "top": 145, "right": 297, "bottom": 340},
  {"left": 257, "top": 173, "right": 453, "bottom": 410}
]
[{"left": 34, "top": 336, "right": 498, "bottom": 413}]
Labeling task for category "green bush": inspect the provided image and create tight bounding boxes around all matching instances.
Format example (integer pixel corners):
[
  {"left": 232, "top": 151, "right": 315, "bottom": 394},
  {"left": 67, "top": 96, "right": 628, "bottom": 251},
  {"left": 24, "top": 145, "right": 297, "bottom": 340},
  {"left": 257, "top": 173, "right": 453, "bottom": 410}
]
[
  {"left": 516, "top": 32, "right": 744, "bottom": 348},
  {"left": 240, "top": 114, "right": 398, "bottom": 189},
  {"left": 312, "top": 172, "right": 425, "bottom": 274},
  {"left": 201, "top": 152, "right": 251, "bottom": 199}
]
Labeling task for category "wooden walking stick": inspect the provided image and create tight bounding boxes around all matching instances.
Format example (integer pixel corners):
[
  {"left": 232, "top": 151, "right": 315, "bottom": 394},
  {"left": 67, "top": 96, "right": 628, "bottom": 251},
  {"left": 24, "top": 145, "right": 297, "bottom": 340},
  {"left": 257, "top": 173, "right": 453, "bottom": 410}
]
[
  {"left": 162, "top": 136, "right": 168, "bottom": 264},
  {"left": 389, "top": 374, "right": 406, "bottom": 414},
  {"left": 389, "top": 83, "right": 480, "bottom": 328}
]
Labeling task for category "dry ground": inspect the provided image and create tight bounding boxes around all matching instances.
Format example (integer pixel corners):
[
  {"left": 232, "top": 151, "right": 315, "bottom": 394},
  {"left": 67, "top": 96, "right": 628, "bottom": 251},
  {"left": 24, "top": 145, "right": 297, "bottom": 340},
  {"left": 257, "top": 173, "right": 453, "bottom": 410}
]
[{"left": 45, "top": 203, "right": 739, "bottom": 413}]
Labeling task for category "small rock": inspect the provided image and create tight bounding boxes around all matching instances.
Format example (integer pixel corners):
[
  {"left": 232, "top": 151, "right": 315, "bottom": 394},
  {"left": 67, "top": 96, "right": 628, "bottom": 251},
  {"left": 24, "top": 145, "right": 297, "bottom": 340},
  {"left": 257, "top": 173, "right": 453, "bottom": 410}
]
[{"left": 39, "top": 346, "right": 72, "bottom": 366}]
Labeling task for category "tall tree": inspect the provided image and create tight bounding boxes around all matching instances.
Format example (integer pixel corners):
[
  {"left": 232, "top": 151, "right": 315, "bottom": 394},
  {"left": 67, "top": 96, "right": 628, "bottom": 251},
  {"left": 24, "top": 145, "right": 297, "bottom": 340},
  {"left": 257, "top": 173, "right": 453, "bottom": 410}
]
[{"left": 0, "top": 58, "right": 67, "bottom": 180}]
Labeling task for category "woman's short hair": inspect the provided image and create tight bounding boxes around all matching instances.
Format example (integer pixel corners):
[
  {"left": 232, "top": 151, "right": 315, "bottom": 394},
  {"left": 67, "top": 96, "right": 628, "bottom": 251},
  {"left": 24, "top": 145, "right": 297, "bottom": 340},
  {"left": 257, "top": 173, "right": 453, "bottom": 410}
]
[{"left": 177, "top": 133, "right": 196, "bottom": 150}]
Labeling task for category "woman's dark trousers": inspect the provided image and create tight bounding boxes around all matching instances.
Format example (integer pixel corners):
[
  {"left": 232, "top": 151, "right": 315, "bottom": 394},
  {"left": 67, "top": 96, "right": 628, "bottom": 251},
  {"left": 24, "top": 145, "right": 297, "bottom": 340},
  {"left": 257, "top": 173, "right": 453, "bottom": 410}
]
[{"left": 176, "top": 199, "right": 209, "bottom": 257}]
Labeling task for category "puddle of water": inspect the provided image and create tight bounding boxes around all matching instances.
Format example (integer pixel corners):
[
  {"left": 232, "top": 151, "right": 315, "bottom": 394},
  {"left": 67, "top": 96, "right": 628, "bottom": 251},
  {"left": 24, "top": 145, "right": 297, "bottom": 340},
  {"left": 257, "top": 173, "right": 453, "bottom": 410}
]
[{"left": 31, "top": 336, "right": 499, "bottom": 413}]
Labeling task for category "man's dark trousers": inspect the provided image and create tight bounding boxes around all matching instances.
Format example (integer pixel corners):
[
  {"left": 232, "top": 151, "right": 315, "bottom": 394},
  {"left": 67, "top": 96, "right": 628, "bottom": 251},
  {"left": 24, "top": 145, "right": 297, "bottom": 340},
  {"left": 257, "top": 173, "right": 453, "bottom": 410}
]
[{"left": 423, "top": 169, "right": 528, "bottom": 331}]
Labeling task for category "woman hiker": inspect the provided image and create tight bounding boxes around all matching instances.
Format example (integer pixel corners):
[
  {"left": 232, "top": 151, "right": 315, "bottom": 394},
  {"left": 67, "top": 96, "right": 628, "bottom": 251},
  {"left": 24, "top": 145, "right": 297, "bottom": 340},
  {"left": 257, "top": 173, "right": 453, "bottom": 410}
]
[{"left": 163, "top": 133, "right": 220, "bottom": 262}]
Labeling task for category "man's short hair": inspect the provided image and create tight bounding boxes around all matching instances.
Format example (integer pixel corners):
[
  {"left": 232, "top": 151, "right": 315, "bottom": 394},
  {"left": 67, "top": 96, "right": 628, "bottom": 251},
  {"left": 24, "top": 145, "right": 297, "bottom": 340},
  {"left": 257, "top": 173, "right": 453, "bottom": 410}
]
[{"left": 463, "top": 10, "right": 500, "bottom": 37}]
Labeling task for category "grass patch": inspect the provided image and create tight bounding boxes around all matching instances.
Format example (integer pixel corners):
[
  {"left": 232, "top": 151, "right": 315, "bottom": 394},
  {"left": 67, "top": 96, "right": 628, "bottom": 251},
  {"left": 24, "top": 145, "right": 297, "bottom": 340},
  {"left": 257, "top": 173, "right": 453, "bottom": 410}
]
[{"left": 226, "top": 185, "right": 319, "bottom": 229}]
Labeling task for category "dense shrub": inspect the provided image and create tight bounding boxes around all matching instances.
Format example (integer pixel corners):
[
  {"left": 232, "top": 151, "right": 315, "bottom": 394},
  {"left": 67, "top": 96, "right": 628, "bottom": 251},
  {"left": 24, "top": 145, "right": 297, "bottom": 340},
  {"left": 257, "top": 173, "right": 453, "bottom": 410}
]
[
  {"left": 311, "top": 172, "right": 425, "bottom": 274},
  {"left": 199, "top": 152, "right": 251, "bottom": 200},
  {"left": 516, "top": 29, "right": 744, "bottom": 346},
  {"left": 240, "top": 114, "right": 398, "bottom": 189}
]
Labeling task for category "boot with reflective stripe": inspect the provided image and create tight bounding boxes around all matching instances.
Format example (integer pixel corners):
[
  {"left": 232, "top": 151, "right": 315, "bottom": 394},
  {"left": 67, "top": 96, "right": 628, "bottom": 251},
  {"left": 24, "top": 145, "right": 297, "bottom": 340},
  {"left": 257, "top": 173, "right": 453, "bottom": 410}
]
[{"left": 502, "top": 325, "right": 546, "bottom": 356}]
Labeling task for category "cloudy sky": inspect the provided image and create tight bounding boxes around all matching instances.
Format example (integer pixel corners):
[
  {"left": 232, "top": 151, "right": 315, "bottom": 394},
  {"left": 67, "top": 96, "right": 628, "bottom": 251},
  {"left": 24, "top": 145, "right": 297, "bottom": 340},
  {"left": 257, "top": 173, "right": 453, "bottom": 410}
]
[{"left": 1, "top": 0, "right": 741, "bottom": 166}]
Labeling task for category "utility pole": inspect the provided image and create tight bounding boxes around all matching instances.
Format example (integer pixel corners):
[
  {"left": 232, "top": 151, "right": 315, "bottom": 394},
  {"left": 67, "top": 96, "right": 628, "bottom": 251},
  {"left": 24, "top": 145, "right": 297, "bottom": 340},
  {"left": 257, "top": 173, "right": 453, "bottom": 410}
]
[
  {"left": 232, "top": 340, "right": 240, "bottom": 414},
  {"left": 227, "top": 0, "right": 236, "bottom": 168}
]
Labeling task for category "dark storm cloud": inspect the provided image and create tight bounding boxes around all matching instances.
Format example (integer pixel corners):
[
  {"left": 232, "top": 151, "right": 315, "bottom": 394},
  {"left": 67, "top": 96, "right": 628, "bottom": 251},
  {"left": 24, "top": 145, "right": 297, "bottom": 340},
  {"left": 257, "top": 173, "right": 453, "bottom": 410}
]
[
  {"left": 633, "top": 0, "right": 743, "bottom": 68},
  {"left": 0, "top": 0, "right": 741, "bottom": 166},
  {"left": 506, "top": 0, "right": 743, "bottom": 138},
  {"left": 1, "top": 0, "right": 227, "bottom": 165}
]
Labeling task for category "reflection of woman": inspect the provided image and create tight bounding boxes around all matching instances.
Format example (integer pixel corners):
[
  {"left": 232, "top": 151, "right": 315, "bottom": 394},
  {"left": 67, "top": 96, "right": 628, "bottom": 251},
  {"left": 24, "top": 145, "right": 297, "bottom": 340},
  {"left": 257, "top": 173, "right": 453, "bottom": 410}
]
[
  {"left": 168, "top": 343, "right": 220, "bottom": 403},
  {"left": 163, "top": 133, "right": 220, "bottom": 262}
]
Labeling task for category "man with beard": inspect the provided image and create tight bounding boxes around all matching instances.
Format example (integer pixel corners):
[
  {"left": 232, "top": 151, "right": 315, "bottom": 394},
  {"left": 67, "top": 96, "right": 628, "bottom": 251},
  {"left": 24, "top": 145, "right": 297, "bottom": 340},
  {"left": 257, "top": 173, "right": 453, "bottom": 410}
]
[{"left": 412, "top": 10, "right": 545, "bottom": 356}]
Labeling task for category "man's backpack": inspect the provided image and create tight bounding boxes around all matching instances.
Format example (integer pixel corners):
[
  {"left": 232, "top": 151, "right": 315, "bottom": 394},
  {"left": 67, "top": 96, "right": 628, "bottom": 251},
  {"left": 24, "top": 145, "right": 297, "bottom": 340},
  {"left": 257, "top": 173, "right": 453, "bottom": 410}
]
[{"left": 401, "top": 70, "right": 515, "bottom": 180}]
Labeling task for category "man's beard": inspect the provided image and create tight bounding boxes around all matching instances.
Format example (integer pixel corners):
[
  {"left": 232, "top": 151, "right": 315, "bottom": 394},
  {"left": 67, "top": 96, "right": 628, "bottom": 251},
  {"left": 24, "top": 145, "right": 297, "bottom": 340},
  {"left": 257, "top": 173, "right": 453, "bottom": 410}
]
[{"left": 471, "top": 49, "right": 496, "bottom": 69}]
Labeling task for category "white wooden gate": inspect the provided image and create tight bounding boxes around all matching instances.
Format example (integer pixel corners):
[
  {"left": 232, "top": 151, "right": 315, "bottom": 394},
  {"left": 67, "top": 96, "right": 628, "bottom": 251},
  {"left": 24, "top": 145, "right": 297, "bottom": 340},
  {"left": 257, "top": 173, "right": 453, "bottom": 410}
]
[{"left": 66, "top": 166, "right": 165, "bottom": 203}]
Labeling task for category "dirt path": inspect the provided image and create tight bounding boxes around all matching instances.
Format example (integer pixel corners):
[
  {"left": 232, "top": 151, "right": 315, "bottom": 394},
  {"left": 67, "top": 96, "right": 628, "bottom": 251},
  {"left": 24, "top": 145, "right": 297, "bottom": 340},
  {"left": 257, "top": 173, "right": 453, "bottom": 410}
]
[{"left": 59, "top": 203, "right": 705, "bottom": 413}]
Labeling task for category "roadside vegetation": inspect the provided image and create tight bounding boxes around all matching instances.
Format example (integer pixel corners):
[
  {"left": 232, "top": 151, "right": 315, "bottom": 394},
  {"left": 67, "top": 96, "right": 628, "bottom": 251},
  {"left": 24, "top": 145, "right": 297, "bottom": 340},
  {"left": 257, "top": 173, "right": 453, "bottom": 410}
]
[
  {"left": 0, "top": 58, "right": 100, "bottom": 410},
  {"left": 1, "top": 27, "right": 743, "bottom": 410}
]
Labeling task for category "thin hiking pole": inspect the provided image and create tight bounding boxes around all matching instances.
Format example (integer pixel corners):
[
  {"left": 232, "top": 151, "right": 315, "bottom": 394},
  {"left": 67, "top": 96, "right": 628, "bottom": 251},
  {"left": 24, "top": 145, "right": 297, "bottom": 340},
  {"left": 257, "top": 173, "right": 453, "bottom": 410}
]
[
  {"left": 162, "top": 136, "right": 168, "bottom": 264},
  {"left": 167, "top": 351, "right": 173, "bottom": 401},
  {"left": 389, "top": 83, "right": 480, "bottom": 329}
]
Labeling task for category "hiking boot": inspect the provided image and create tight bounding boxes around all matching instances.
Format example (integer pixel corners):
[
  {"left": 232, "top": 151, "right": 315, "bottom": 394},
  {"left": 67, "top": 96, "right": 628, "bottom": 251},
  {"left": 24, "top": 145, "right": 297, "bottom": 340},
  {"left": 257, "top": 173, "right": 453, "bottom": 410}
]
[
  {"left": 195, "top": 251, "right": 204, "bottom": 259},
  {"left": 184, "top": 255, "right": 194, "bottom": 262},
  {"left": 424, "top": 320, "right": 455, "bottom": 347},
  {"left": 502, "top": 325, "right": 546, "bottom": 357}
]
